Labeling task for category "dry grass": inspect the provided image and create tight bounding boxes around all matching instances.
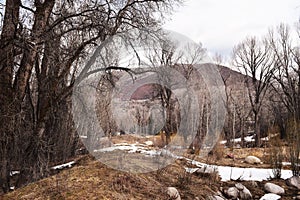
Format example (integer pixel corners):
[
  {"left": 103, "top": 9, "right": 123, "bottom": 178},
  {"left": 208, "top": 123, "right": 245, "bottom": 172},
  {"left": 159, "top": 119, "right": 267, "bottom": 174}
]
[
  {"left": 2, "top": 134, "right": 297, "bottom": 200},
  {"left": 3, "top": 155, "right": 220, "bottom": 200}
]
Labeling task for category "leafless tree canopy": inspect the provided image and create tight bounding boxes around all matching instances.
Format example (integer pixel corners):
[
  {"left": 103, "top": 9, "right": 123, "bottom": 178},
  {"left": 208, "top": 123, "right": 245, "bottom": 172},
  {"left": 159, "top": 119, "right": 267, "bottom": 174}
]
[
  {"left": 0, "top": 0, "right": 182, "bottom": 193},
  {"left": 232, "top": 36, "right": 275, "bottom": 146}
]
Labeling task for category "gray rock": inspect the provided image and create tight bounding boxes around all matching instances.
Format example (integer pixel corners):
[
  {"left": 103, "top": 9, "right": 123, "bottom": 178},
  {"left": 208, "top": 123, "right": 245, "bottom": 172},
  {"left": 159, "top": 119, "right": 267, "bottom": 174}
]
[
  {"left": 166, "top": 187, "right": 181, "bottom": 200},
  {"left": 260, "top": 193, "right": 281, "bottom": 200},
  {"left": 264, "top": 182, "right": 285, "bottom": 194},
  {"left": 245, "top": 156, "right": 262, "bottom": 164},
  {"left": 240, "top": 187, "right": 252, "bottom": 199},
  {"left": 286, "top": 176, "right": 300, "bottom": 189},
  {"left": 234, "top": 183, "right": 252, "bottom": 199},
  {"left": 235, "top": 183, "right": 245, "bottom": 190},
  {"left": 226, "top": 187, "right": 239, "bottom": 199}
]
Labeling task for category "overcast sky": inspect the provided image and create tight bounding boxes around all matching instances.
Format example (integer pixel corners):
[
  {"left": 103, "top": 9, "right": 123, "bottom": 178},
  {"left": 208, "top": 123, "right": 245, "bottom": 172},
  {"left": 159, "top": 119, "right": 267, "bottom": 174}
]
[{"left": 164, "top": 0, "right": 300, "bottom": 61}]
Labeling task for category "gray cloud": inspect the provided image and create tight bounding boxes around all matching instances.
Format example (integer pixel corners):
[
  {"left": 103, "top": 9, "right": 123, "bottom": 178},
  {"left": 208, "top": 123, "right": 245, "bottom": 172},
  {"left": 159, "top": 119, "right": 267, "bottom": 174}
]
[{"left": 164, "top": 0, "right": 300, "bottom": 61}]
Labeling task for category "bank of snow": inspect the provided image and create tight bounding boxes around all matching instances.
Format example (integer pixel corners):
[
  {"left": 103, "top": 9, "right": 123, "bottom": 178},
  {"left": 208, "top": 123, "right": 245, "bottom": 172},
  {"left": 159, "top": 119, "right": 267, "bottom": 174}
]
[
  {"left": 186, "top": 159, "right": 293, "bottom": 181},
  {"left": 93, "top": 142, "right": 293, "bottom": 182}
]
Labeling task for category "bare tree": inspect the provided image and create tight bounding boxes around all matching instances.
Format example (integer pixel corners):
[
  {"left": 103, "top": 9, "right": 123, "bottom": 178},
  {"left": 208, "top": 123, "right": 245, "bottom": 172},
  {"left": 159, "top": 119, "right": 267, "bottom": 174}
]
[
  {"left": 269, "top": 24, "right": 300, "bottom": 124},
  {"left": 0, "top": 0, "right": 182, "bottom": 192},
  {"left": 232, "top": 36, "right": 275, "bottom": 146},
  {"left": 144, "top": 37, "right": 208, "bottom": 148},
  {"left": 145, "top": 38, "right": 180, "bottom": 145},
  {"left": 269, "top": 23, "right": 300, "bottom": 175}
]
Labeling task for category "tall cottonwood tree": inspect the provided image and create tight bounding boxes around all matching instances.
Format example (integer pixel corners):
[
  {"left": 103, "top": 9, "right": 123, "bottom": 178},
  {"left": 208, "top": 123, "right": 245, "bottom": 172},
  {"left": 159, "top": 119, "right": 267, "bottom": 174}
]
[
  {"left": 269, "top": 24, "right": 300, "bottom": 124},
  {"left": 0, "top": 0, "right": 182, "bottom": 192},
  {"left": 232, "top": 37, "right": 275, "bottom": 146},
  {"left": 269, "top": 24, "right": 300, "bottom": 175},
  {"left": 145, "top": 37, "right": 207, "bottom": 147}
]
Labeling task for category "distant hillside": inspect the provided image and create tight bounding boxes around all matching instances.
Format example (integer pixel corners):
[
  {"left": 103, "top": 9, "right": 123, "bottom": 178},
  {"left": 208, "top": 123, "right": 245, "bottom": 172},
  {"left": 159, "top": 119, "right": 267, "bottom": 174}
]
[{"left": 124, "top": 63, "right": 248, "bottom": 100}]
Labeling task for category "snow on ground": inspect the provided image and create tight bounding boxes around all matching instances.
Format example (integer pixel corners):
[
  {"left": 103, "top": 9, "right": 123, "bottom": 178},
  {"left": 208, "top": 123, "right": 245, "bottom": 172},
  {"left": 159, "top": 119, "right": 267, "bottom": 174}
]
[
  {"left": 51, "top": 161, "right": 76, "bottom": 170},
  {"left": 185, "top": 159, "right": 293, "bottom": 181},
  {"left": 9, "top": 171, "right": 20, "bottom": 176},
  {"left": 217, "top": 165, "right": 292, "bottom": 181},
  {"left": 93, "top": 142, "right": 294, "bottom": 182},
  {"left": 94, "top": 143, "right": 179, "bottom": 158},
  {"left": 220, "top": 135, "right": 276, "bottom": 145}
]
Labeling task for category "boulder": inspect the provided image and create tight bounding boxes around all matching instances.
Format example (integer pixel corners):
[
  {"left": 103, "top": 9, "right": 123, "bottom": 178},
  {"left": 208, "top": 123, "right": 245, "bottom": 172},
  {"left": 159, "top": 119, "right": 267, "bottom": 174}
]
[
  {"left": 225, "top": 187, "right": 239, "bottom": 199},
  {"left": 144, "top": 141, "right": 154, "bottom": 146},
  {"left": 260, "top": 193, "right": 281, "bottom": 200},
  {"left": 235, "top": 183, "right": 252, "bottom": 199},
  {"left": 286, "top": 176, "right": 300, "bottom": 189},
  {"left": 166, "top": 187, "right": 181, "bottom": 200},
  {"left": 264, "top": 183, "right": 285, "bottom": 194},
  {"left": 235, "top": 183, "right": 245, "bottom": 190},
  {"left": 245, "top": 156, "right": 262, "bottom": 164}
]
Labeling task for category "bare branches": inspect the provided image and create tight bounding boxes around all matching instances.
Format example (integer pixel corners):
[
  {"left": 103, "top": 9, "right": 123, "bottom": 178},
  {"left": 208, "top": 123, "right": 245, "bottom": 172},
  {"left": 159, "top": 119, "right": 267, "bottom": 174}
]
[
  {"left": 0, "top": 0, "right": 183, "bottom": 192},
  {"left": 232, "top": 36, "right": 275, "bottom": 146},
  {"left": 269, "top": 23, "right": 300, "bottom": 120}
]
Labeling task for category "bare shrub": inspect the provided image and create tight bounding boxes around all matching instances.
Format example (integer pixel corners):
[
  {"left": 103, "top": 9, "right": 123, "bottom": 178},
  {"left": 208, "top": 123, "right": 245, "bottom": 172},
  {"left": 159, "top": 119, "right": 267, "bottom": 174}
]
[
  {"left": 286, "top": 119, "right": 300, "bottom": 176},
  {"left": 268, "top": 128, "right": 283, "bottom": 179},
  {"left": 176, "top": 171, "right": 191, "bottom": 189}
]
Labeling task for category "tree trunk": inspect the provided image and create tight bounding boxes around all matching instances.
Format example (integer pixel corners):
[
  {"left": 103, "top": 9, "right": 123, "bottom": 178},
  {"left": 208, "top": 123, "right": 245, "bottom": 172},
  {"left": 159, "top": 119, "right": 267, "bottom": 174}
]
[
  {"left": 254, "top": 112, "right": 261, "bottom": 147},
  {"left": 0, "top": 0, "right": 21, "bottom": 193}
]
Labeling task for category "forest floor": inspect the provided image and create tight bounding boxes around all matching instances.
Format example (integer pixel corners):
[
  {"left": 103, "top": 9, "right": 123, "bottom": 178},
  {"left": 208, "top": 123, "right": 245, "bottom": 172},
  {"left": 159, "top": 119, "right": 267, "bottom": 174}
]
[{"left": 2, "top": 134, "right": 300, "bottom": 199}]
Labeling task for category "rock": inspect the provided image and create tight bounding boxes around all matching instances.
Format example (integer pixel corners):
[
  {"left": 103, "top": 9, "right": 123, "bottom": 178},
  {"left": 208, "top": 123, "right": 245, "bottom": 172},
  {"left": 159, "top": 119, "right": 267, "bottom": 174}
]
[
  {"left": 235, "top": 183, "right": 252, "bottom": 199},
  {"left": 293, "top": 195, "right": 300, "bottom": 199},
  {"left": 260, "top": 193, "right": 281, "bottom": 200},
  {"left": 225, "top": 187, "right": 239, "bottom": 199},
  {"left": 166, "top": 187, "right": 181, "bottom": 200},
  {"left": 240, "top": 187, "right": 252, "bottom": 199},
  {"left": 144, "top": 141, "right": 153, "bottom": 146},
  {"left": 286, "top": 176, "right": 300, "bottom": 189},
  {"left": 245, "top": 156, "right": 262, "bottom": 164},
  {"left": 264, "top": 182, "right": 285, "bottom": 194},
  {"left": 114, "top": 131, "right": 121, "bottom": 136},
  {"left": 235, "top": 183, "right": 245, "bottom": 190}
]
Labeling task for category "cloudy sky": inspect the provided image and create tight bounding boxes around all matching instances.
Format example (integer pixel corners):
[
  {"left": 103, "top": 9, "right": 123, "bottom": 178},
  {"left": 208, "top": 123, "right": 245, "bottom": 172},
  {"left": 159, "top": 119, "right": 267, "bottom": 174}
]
[{"left": 164, "top": 0, "right": 300, "bottom": 61}]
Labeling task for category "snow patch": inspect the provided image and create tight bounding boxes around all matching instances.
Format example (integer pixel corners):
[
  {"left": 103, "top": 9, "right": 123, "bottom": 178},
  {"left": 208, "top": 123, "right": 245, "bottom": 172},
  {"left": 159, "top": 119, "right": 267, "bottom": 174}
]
[
  {"left": 52, "top": 161, "right": 75, "bottom": 170},
  {"left": 185, "top": 159, "right": 293, "bottom": 181},
  {"left": 10, "top": 171, "right": 20, "bottom": 176}
]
